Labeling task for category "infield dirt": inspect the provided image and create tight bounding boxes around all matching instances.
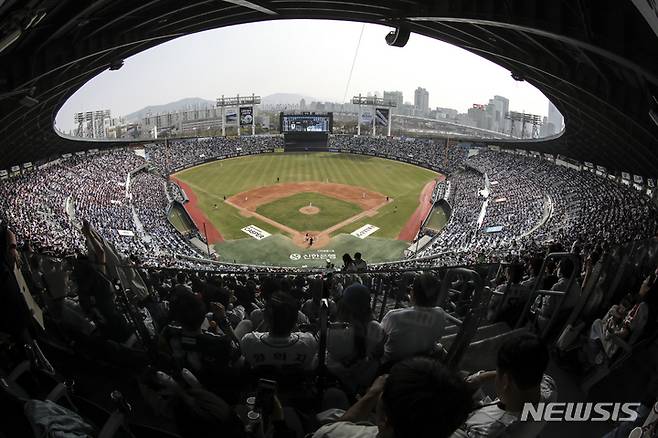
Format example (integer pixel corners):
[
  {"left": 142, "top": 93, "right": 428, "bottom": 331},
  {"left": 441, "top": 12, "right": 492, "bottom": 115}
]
[
  {"left": 225, "top": 181, "right": 391, "bottom": 248},
  {"left": 226, "top": 181, "right": 387, "bottom": 211}
]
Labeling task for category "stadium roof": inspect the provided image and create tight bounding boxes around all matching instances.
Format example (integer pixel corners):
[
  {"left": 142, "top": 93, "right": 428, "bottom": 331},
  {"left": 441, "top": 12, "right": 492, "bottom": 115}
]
[{"left": 0, "top": 1, "right": 657, "bottom": 176}]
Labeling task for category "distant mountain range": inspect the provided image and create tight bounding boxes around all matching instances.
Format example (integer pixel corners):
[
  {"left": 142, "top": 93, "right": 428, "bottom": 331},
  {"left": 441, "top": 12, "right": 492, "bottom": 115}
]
[
  {"left": 125, "top": 93, "right": 318, "bottom": 121},
  {"left": 125, "top": 97, "right": 214, "bottom": 122},
  {"left": 261, "top": 93, "right": 316, "bottom": 106}
]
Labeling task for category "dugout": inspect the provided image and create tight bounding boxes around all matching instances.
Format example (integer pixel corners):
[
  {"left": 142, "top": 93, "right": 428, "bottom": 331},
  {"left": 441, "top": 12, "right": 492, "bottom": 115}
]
[{"left": 167, "top": 201, "right": 196, "bottom": 236}]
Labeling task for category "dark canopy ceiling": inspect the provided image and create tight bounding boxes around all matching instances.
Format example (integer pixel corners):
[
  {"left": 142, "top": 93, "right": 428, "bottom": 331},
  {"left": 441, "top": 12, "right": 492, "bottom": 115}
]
[{"left": 0, "top": 0, "right": 657, "bottom": 176}]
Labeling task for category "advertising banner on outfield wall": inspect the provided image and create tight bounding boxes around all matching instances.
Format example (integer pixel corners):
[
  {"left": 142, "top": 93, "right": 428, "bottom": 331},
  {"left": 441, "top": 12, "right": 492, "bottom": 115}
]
[
  {"left": 375, "top": 108, "right": 389, "bottom": 126},
  {"left": 239, "top": 107, "right": 253, "bottom": 126}
]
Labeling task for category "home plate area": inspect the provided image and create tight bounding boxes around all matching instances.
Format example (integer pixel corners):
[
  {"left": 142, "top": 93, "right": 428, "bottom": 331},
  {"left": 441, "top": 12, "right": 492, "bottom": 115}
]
[{"left": 225, "top": 181, "right": 392, "bottom": 248}]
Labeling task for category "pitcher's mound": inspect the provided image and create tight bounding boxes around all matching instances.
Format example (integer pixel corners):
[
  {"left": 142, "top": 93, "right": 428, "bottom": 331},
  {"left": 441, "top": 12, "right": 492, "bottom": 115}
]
[{"left": 299, "top": 206, "right": 320, "bottom": 215}]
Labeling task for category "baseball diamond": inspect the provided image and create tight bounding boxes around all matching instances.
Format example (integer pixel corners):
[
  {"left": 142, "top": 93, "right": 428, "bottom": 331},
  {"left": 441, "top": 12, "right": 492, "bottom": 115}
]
[{"left": 172, "top": 152, "right": 439, "bottom": 265}]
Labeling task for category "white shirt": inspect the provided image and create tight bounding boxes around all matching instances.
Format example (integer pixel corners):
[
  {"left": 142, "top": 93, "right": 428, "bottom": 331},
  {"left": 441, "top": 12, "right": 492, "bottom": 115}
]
[
  {"left": 240, "top": 332, "right": 317, "bottom": 370},
  {"left": 381, "top": 306, "right": 446, "bottom": 362},
  {"left": 451, "top": 374, "right": 557, "bottom": 438},
  {"left": 538, "top": 277, "right": 582, "bottom": 317},
  {"left": 312, "top": 421, "right": 378, "bottom": 438}
]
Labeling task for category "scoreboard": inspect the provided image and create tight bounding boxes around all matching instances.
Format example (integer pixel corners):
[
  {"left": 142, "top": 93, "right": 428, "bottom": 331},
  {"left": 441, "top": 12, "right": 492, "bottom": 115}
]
[{"left": 280, "top": 113, "right": 333, "bottom": 133}]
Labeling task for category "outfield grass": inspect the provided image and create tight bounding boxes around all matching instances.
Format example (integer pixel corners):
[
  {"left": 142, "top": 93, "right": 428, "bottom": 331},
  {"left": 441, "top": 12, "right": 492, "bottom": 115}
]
[
  {"left": 255, "top": 192, "right": 362, "bottom": 231},
  {"left": 175, "top": 153, "right": 436, "bottom": 239},
  {"left": 174, "top": 180, "right": 283, "bottom": 238},
  {"left": 173, "top": 152, "right": 437, "bottom": 264}
]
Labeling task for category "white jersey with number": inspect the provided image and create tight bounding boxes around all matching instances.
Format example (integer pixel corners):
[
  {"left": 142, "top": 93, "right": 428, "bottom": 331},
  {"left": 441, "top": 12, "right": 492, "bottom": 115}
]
[{"left": 240, "top": 332, "right": 317, "bottom": 370}]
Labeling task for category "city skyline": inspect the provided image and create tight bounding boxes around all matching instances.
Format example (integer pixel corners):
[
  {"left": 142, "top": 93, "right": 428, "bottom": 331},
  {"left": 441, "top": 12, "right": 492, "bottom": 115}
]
[{"left": 56, "top": 20, "right": 551, "bottom": 132}]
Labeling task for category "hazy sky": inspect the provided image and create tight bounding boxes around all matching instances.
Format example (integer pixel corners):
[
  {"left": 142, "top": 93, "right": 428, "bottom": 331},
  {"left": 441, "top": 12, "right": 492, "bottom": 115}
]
[{"left": 56, "top": 20, "right": 550, "bottom": 132}]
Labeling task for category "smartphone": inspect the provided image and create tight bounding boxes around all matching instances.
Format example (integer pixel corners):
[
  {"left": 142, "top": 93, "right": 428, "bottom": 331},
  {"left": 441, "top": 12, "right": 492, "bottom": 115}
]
[{"left": 255, "top": 378, "right": 277, "bottom": 415}]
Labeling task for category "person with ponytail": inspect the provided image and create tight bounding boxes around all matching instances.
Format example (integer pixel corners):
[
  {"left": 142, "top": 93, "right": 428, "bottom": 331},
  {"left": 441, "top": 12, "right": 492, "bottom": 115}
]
[{"left": 326, "top": 283, "right": 386, "bottom": 394}]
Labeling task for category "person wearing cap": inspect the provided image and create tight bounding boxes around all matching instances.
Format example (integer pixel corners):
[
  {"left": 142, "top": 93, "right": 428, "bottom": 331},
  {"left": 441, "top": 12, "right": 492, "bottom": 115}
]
[
  {"left": 326, "top": 283, "right": 386, "bottom": 394},
  {"left": 380, "top": 273, "right": 446, "bottom": 364}
]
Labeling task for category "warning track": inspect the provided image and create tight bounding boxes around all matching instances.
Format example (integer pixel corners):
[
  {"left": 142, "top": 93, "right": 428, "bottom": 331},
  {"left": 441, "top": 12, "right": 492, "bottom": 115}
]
[
  {"left": 397, "top": 178, "right": 441, "bottom": 241},
  {"left": 170, "top": 176, "right": 224, "bottom": 244}
]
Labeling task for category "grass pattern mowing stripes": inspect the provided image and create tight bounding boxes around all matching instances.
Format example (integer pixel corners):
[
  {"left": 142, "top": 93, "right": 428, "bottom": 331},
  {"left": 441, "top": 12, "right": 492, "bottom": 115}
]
[{"left": 174, "top": 152, "right": 437, "bottom": 240}]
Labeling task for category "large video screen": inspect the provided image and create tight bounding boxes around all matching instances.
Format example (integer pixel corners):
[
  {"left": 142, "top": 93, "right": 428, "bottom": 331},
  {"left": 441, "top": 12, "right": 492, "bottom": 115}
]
[{"left": 280, "top": 113, "right": 332, "bottom": 133}]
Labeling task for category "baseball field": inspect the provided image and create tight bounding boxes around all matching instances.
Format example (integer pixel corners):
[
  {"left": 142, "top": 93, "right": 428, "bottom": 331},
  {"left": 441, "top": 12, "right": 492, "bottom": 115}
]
[{"left": 171, "top": 152, "right": 440, "bottom": 266}]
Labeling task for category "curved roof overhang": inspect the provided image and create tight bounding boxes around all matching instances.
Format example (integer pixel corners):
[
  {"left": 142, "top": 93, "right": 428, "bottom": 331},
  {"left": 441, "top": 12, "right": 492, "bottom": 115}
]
[{"left": 0, "top": 1, "right": 656, "bottom": 176}]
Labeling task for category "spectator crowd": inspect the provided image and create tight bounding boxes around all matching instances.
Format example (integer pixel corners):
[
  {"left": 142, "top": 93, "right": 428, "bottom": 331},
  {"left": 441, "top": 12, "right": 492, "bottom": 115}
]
[
  {"left": 0, "top": 135, "right": 655, "bottom": 274},
  {"left": 0, "top": 131, "right": 657, "bottom": 436}
]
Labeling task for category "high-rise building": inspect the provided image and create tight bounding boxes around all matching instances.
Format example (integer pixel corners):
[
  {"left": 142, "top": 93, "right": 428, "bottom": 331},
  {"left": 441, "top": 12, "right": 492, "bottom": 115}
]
[
  {"left": 540, "top": 116, "right": 549, "bottom": 137},
  {"left": 434, "top": 107, "right": 459, "bottom": 119},
  {"left": 383, "top": 90, "right": 403, "bottom": 108},
  {"left": 493, "top": 95, "right": 509, "bottom": 119},
  {"left": 486, "top": 95, "right": 510, "bottom": 132},
  {"left": 414, "top": 87, "right": 429, "bottom": 115},
  {"left": 467, "top": 104, "right": 487, "bottom": 129},
  {"left": 547, "top": 101, "right": 563, "bottom": 135},
  {"left": 300, "top": 98, "right": 306, "bottom": 110}
]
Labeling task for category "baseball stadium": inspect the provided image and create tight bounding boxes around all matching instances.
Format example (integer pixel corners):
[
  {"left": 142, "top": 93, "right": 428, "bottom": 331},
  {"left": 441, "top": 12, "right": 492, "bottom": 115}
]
[
  {"left": 171, "top": 152, "right": 441, "bottom": 266},
  {"left": 1, "top": 3, "right": 658, "bottom": 438}
]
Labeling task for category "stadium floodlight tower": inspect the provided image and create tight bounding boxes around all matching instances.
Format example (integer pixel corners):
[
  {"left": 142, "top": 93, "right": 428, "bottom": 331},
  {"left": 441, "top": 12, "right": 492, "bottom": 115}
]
[
  {"left": 73, "top": 110, "right": 110, "bottom": 138},
  {"left": 216, "top": 94, "right": 261, "bottom": 137},
  {"left": 351, "top": 94, "right": 397, "bottom": 137},
  {"left": 505, "top": 111, "right": 542, "bottom": 139}
]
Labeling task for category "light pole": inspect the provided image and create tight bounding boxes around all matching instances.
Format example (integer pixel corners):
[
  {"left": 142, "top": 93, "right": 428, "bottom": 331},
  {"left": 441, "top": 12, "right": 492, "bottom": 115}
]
[{"left": 203, "top": 222, "right": 211, "bottom": 256}]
